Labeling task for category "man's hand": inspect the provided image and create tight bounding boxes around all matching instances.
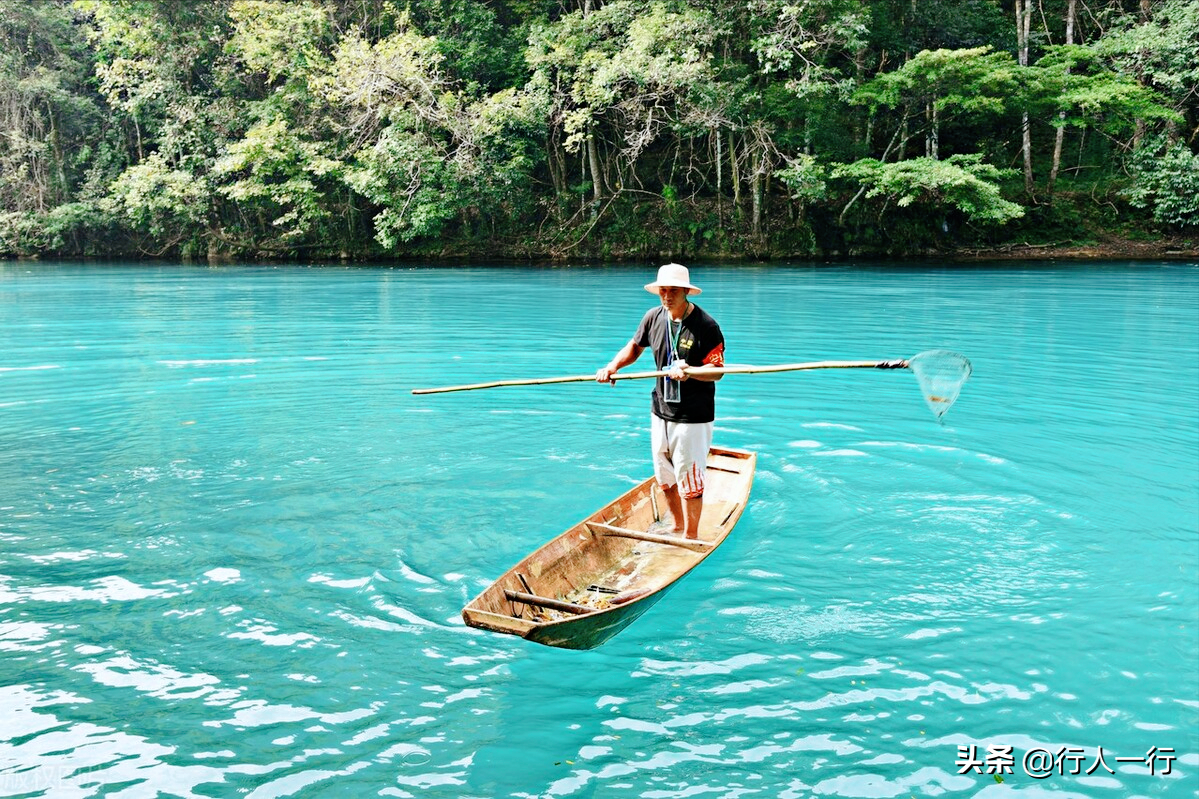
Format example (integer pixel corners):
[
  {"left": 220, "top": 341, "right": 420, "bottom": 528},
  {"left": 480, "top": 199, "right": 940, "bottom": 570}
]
[{"left": 596, "top": 365, "right": 618, "bottom": 385}]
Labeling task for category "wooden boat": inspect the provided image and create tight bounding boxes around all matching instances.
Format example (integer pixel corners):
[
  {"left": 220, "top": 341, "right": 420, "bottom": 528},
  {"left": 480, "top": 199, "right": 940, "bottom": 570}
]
[{"left": 461, "top": 446, "right": 756, "bottom": 650}]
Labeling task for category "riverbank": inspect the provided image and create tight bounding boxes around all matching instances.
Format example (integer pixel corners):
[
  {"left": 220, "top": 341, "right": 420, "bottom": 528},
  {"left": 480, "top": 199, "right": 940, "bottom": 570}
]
[
  {"left": 5, "top": 233, "right": 1195, "bottom": 266},
  {"left": 950, "top": 234, "right": 1199, "bottom": 261}
]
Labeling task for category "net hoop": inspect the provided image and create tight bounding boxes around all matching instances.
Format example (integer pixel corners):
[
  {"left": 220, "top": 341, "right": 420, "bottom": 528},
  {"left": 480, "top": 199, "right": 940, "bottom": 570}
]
[{"left": 906, "top": 350, "right": 972, "bottom": 422}]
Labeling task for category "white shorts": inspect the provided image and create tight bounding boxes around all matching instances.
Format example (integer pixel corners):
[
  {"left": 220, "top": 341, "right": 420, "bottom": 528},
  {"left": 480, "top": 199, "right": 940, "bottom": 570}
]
[{"left": 650, "top": 415, "right": 713, "bottom": 500}]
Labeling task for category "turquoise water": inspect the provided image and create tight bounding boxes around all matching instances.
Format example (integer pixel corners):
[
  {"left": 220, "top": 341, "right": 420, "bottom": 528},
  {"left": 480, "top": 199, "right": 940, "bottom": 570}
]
[{"left": 1, "top": 261, "right": 1196, "bottom": 798}]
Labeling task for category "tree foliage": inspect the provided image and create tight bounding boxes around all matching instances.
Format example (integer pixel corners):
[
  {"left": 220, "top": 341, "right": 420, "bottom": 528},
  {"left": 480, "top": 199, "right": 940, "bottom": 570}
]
[
  {"left": 1125, "top": 136, "right": 1199, "bottom": 227},
  {"left": 0, "top": 0, "right": 1193, "bottom": 260},
  {"left": 832, "top": 154, "right": 1024, "bottom": 223}
]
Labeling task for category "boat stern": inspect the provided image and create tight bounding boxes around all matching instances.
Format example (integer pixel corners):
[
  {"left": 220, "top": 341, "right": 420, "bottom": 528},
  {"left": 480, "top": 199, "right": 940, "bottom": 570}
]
[{"left": 462, "top": 607, "right": 537, "bottom": 638}]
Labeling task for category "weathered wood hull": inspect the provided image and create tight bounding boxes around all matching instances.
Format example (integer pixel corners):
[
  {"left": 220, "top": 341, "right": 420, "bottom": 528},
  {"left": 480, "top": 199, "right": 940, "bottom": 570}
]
[{"left": 461, "top": 446, "right": 756, "bottom": 650}]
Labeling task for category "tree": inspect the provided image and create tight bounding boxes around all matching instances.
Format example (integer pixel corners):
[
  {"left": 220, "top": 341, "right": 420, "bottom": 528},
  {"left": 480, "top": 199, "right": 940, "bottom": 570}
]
[
  {"left": 0, "top": 0, "right": 100, "bottom": 214},
  {"left": 1048, "top": 0, "right": 1077, "bottom": 197},
  {"left": 1029, "top": 44, "right": 1180, "bottom": 150},
  {"left": 326, "top": 13, "right": 544, "bottom": 249},
  {"left": 526, "top": 1, "right": 722, "bottom": 211},
  {"left": 403, "top": 0, "right": 533, "bottom": 95},
  {"left": 1015, "top": 0, "right": 1034, "bottom": 193},
  {"left": 741, "top": 0, "right": 868, "bottom": 237},
  {"left": 749, "top": 0, "right": 867, "bottom": 103},
  {"left": 1, "top": 0, "right": 1191, "bottom": 259},
  {"left": 226, "top": 0, "right": 330, "bottom": 87},
  {"left": 0, "top": 0, "right": 112, "bottom": 256},
  {"left": 831, "top": 153, "right": 1024, "bottom": 226},
  {"left": 852, "top": 46, "right": 1020, "bottom": 160},
  {"left": 103, "top": 151, "right": 212, "bottom": 252},
  {"left": 1125, "top": 135, "right": 1199, "bottom": 227},
  {"left": 76, "top": 0, "right": 237, "bottom": 254},
  {"left": 218, "top": 0, "right": 351, "bottom": 253},
  {"left": 213, "top": 117, "right": 342, "bottom": 248},
  {"left": 1094, "top": 0, "right": 1199, "bottom": 143}
]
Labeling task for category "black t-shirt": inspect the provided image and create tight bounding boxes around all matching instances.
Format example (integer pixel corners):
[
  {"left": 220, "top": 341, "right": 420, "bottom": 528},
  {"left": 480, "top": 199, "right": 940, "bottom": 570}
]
[{"left": 633, "top": 303, "right": 725, "bottom": 423}]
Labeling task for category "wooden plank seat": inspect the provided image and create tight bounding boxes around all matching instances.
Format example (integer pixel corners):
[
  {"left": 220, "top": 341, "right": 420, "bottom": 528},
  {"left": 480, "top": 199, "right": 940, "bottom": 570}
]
[{"left": 585, "top": 521, "right": 713, "bottom": 551}]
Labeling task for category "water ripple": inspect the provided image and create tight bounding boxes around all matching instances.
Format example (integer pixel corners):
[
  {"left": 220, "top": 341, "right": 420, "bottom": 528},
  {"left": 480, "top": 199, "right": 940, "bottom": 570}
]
[{"left": 2, "top": 263, "right": 1196, "bottom": 798}]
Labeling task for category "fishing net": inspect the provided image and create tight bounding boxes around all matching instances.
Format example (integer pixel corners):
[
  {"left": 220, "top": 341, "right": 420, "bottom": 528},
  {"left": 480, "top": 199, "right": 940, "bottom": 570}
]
[{"left": 906, "top": 350, "right": 972, "bottom": 422}]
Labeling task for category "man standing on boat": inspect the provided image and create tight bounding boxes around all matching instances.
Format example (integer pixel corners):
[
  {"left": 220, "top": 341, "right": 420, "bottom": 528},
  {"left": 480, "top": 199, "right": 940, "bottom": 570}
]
[{"left": 596, "top": 264, "right": 725, "bottom": 540}]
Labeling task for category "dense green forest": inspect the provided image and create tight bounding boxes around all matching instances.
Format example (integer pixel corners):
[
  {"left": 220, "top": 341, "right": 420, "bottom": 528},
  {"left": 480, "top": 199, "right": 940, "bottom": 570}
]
[{"left": 1, "top": 0, "right": 1196, "bottom": 261}]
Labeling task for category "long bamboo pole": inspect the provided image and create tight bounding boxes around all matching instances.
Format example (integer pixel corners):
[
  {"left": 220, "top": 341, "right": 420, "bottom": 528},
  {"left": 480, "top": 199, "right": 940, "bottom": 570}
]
[{"left": 411, "top": 358, "right": 911, "bottom": 395}]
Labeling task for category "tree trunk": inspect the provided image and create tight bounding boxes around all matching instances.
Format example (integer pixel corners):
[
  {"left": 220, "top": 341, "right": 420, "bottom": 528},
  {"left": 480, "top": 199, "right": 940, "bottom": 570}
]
[
  {"left": 1133, "top": 0, "right": 1153, "bottom": 148},
  {"left": 587, "top": 134, "right": 604, "bottom": 205},
  {"left": 927, "top": 101, "right": 939, "bottom": 159},
  {"left": 47, "top": 105, "right": 65, "bottom": 206},
  {"left": 547, "top": 129, "right": 566, "bottom": 205},
  {"left": 1016, "top": 0, "right": 1034, "bottom": 194},
  {"left": 750, "top": 146, "right": 762, "bottom": 240},
  {"left": 751, "top": 178, "right": 762, "bottom": 240},
  {"left": 714, "top": 129, "right": 723, "bottom": 227},
  {"left": 1048, "top": 0, "right": 1076, "bottom": 197},
  {"left": 729, "top": 131, "right": 741, "bottom": 214}
]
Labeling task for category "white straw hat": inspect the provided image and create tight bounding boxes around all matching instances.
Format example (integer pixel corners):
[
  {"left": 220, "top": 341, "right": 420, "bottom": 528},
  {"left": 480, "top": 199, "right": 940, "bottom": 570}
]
[{"left": 644, "top": 263, "right": 701, "bottom": 295}]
